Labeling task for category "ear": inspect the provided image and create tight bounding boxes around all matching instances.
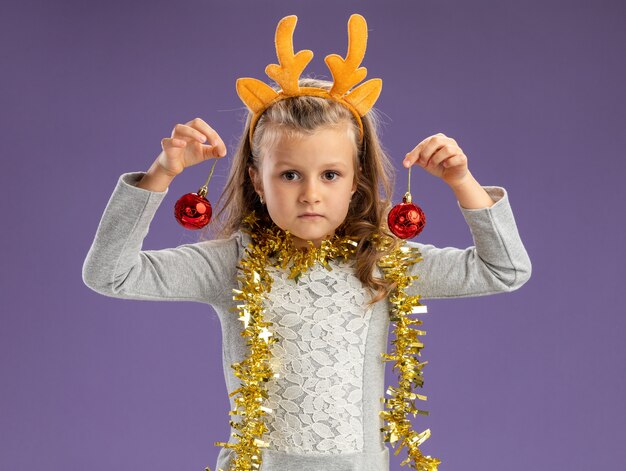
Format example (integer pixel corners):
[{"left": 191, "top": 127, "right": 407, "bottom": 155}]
[{"left": 248, "top": 166, "right": 263, "bottom": 196}]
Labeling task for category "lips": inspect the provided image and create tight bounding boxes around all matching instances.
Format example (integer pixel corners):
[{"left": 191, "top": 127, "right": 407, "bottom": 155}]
[{"left": 299, "top": 212, "right": 323, "bottom": 218}]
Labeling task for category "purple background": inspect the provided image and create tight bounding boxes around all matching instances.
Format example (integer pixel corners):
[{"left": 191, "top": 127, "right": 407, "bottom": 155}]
[{"left": 2, "top": 0, "right": 624, "bottom": 470}]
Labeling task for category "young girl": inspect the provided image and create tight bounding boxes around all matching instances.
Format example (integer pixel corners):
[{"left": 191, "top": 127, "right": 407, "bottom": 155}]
[{"left": 82, "top": 15, "right": 531, "bottom": 471}]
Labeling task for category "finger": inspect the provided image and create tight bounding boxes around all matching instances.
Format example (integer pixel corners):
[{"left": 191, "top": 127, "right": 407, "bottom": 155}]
[
  {"left": 161, "top": 137, "right": 187, "bottom": 149},
  {"left": 172, "top": 123, "right": 207, "bottom": 144},
  {"left": 436, "top": 133, "right": 459, "bottom": 148},
  {"left": 201, "top": 144, "right": 223, "bottom": 160},
  {"left": 420, "top": 135, "right": 453, "bottom": 166},
  {"left": 186, "top": 118, "right": 227, "bottom": 157},
  {"left": 403, "top": 136, "right": 431, "bottom": 167},
  {"left": 428, "top": 144, "right": 457, "bottom": 167},
  {"left": 405, "top": 135, "right": 437, "bottom": 167},
  {"left": 443, "top": 153, "right": 467, "bottom": 168}
]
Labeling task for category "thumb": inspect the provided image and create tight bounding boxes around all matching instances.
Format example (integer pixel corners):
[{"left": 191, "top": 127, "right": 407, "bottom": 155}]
[
  {"left": 201, "top": 144, "right": 222, "bottom": 160},
  {"left": 213, "top": 143, "right": 228, "bottom": 158}
]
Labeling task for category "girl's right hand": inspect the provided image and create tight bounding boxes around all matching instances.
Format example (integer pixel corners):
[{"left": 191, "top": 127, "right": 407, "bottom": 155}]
[{"left": 157, "top": 118, "right": 227, "bottom": 176}]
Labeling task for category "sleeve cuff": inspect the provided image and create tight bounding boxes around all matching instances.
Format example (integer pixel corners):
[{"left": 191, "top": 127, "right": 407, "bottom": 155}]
[
  {"left": 456, "top": 185, "right": 507, "bottom": 212},
  {"left": 119, "top": 171, "right": 169, "bottom": 195},
  {"left": 456, "top": 186, "right": 517, "bottom": 240}
]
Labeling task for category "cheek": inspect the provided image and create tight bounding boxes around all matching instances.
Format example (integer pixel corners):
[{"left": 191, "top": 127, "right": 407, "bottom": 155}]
[
  {"left": 263, "top": 185, "right": 289, "bottom": 219},
  {"left": 263, "top": 179, "right": 285, "bottom": 202},
  {"left": 333, "top": 188, "right": 353, "bottom": 217}
]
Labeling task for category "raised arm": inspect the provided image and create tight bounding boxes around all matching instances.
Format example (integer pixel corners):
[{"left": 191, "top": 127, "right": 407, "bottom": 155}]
[
  {"left": 81, "top": 171, "right": 240, "bottom": 305},
  {"left": 406, "top": 186, "right": 532, "bottom": 300}
]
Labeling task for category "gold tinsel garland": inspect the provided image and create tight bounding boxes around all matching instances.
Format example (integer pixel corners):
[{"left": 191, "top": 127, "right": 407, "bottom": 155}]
[
  {"left": 206, "top": 212, "right": 441, "bottom": 471},
  {"left": 373, "top": 234, "right": 441, "bottom": 470}
]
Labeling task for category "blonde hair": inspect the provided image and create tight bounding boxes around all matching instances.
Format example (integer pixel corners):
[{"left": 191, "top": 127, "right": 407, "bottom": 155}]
[{"left": 202, "top": 77, "right": 400, "bottom": 304}]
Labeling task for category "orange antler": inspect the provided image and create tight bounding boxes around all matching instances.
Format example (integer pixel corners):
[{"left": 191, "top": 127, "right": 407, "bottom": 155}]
[
  {"left": 326, "top": 14, "right": 369, "bottom": 97},
  {"left": 325, "top": 14, "right": 382, "bottom": 116},
  {"left": 265, "top": 15, "right": 314, "bottom": 95}
]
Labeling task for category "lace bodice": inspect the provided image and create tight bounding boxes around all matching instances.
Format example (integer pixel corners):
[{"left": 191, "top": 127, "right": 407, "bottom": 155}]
[{"left": 261, "top": 258, "right": 374, "bottom": 454}]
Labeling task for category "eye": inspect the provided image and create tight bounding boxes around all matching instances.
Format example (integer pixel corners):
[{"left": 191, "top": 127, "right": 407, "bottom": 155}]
[
  {"left": 281, "top": 171, "right": 299, "bottom": 181},
  {"left": 323, "top": 171, "right": 340, "bottom": 181}
]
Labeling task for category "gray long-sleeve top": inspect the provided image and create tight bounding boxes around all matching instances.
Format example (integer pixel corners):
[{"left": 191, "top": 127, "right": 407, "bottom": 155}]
[{"left": 82, "top": 171, "right": 532, "bottom": 471}]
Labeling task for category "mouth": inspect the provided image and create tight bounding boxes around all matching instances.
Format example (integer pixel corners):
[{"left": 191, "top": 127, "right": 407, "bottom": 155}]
[{"left": 298, "top": 213, "right": 323, "bottom": 218}]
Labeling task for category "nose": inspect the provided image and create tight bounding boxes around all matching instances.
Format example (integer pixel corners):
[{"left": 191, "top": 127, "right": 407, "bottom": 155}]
[{"left": 300, "top": 178, "right": 321, "bottom": 204}]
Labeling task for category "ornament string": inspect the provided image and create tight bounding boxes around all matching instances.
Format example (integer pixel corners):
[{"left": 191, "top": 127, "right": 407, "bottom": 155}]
[
  {"left": 407, "top": 164, "right": 411, "bottom": 195},
  {"left": 198, "top": 158, "right": 219, "bottom": 198}
]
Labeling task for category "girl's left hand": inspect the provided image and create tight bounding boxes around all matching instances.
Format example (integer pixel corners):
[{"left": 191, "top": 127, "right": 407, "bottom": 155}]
[{"left": 403, "top": 133, "right": 470, "bottom": 187}]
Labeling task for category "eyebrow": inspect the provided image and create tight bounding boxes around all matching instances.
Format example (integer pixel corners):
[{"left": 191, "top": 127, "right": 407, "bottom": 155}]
[{"left": 273, "top": 160, "right": 349, "bottom": 169}]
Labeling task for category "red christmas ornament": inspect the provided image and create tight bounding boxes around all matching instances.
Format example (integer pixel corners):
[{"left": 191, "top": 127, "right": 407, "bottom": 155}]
[
  {"left": 174, "top": 190, "right": 212, "bottom": 230},
  {"left": 388, "top": 192, "right": 426, "bottom": 239},
  {"left": 174, "top": 158, "right": 218, "bottom": 230},
  {"left": 388, "top": 166, "right": 426, "bottom": 239}
]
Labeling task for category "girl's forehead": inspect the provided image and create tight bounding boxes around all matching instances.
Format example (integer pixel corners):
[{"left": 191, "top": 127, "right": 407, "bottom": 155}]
[
  {"left": 265, "top": 143, "right": 356, "bottom": 171},
  {"left": 268, "top": 126, "right": 355, "bottom": 153},
  {"left": 255, "top": 122, "right": 360, "bottom": 173}
]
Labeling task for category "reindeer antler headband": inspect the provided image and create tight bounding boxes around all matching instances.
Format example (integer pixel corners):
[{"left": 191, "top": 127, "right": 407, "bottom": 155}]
[{"left": 236, "top": 14, "right": 383, "bottom": 147}]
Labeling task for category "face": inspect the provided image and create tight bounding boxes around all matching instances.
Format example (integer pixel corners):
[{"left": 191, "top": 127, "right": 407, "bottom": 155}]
[{"left": 249, "top": 125, "right": 358, "bottom": 249}]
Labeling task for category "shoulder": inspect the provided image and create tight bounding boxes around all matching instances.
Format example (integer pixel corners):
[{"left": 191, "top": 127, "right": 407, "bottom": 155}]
[{"left": 195, "top": 229, "right": 251, "bottom": 261}]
